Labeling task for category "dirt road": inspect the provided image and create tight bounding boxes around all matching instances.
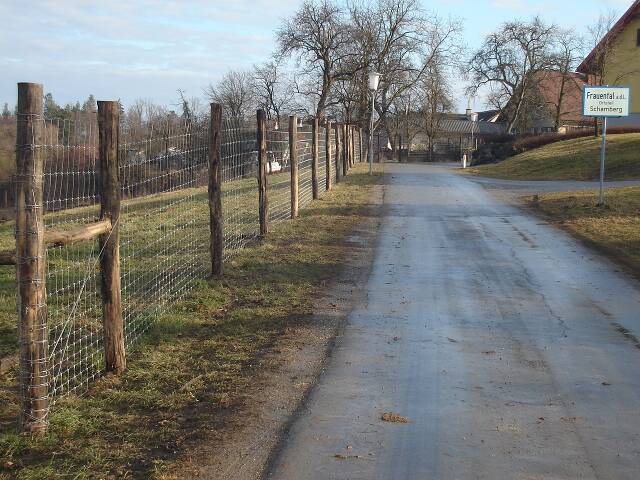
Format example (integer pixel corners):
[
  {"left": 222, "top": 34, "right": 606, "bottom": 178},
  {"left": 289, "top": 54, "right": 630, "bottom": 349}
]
[{"left": 266, "top": 163, "right": 640, "bottom": 480}]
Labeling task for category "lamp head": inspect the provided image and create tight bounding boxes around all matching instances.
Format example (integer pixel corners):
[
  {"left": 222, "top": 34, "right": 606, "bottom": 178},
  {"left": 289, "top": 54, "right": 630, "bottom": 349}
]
[{"left": 368, "top": 72, "right": 381, "bottom": 91}]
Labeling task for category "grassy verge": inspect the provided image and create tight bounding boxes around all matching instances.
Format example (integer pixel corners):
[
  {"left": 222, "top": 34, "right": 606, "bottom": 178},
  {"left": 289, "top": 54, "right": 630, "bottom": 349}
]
[
  {"left": 467, "top": 133, "right": 640, "bottom": 180},
  {"left": 530, "top": 186, "right": 640, "bottom": 275},
  {"left": 0, "top": 163, "right": 383, "bottom": 479}
]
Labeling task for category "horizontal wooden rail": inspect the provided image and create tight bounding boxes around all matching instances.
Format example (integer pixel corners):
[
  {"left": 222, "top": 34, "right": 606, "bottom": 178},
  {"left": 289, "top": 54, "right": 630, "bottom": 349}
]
[
  {"left": 46, "top": 218, "right": 113, "bottom": 247},
  {"left": 0, "top": 218, "right": 113, "bottom": 264}
]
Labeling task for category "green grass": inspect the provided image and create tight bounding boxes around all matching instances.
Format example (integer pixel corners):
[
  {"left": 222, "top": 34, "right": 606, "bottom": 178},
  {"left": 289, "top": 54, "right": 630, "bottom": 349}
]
[
  {"left": 0, "top": 163, "right": 383, "bottom": 479},
  {"left": 530, "top": 186, "right": 640, "bottom": 274},
  {"left": 468, "top": 133, "right": 640, "bottom": 181}
]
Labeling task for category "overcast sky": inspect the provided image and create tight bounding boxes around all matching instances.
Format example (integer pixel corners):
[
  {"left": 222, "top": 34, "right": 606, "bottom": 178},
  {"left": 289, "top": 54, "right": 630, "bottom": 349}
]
[{"left": 0, "top": 0, "right": 631, "bottom": 113}]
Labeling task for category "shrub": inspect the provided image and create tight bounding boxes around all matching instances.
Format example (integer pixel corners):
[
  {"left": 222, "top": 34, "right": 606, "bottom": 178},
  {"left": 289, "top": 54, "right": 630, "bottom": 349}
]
[
  {"left": 513, "top": 127, "right": 640, "bottom": 153},
  {"left": 474, "top": 126, "right": 640, "bottom": 165}
]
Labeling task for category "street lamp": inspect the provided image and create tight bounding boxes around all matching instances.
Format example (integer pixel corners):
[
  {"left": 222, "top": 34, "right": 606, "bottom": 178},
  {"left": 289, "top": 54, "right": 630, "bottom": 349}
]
[
  {"left": 465, "top": 111, "right": 478, "bottom": 168},
  {"left": 368, "top": 72, "right": 381, "bottom": 175}
]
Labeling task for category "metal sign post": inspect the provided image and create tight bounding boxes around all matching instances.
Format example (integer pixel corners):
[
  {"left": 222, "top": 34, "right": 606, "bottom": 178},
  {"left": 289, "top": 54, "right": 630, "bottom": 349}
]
[
  {"left": 599, "top": 117, "right": 607, "bottom": 206},
  {"left": 582, "top": 85, "right": 630, "bottom": 206}
]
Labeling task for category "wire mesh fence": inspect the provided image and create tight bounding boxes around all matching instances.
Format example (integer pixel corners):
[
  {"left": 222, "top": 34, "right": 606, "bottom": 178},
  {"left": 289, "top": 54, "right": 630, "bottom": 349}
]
[
  {"left": 266, "top": 125, "right": 290, "bottom": 223},
  {"left": 318, "top": 126, "right": 327, "bottom": 192},
  {"left": 6, "top": 97, "right": 364, "bottom": 429},
  {"left": 354, "top": 129, "right": 361, "bottom": 163},
  {"left": 329, "top": 128, "right": 337, "bottom": 186},
  {"left": 118, "top": 115, "right": 210, "bottom": 351},
  {"left": 220, "top": 117, "right": 260, "bottom": 259},
  {"left": 297, "top": 125, "right": 314, "bottom": 210},
  {"left": 43, "top": 116, "right": 104, "bottom": 401}
]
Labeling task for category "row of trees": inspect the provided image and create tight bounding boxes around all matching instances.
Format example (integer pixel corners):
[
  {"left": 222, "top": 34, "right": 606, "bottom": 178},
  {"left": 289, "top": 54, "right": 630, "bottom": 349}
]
[
  {"left": 207, "top": 0, "right": 463, "bottom": 155},
  {"left": 207, "top": 0, "right": 621, "bottom": 151}
]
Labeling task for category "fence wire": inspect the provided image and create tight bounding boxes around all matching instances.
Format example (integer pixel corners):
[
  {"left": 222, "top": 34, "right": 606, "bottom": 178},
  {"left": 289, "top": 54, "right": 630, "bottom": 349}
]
[
  {"left": 119, "top": 116, "right": 210, "bottom": 349},
  {"left": 318, "top": 126, "right": 327, "bottom": 192},
  {"left": 41, "top": 115, "right": 102, "bottom": 404},
  {"left": 221, "top": 117, "right": 260, "bottom": 258},
  {"left": 297, "top": 126, "right": 313, "bottom": 210},
  {"left": 266, "top": 125, "right": 290, "bottom": 223}
]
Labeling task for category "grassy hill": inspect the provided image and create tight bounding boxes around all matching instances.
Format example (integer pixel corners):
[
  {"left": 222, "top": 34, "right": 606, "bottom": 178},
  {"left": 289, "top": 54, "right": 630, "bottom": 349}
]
[{"left": 468, "top": 133, "right": 640, "bottom": 181}]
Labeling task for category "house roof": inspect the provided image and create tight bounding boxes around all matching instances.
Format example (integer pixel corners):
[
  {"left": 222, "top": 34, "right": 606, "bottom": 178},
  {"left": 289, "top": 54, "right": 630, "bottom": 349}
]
[
  {"left": 534, "top": 70, "right": 591, "bottom": 123},
  {"left": 577, "top": 0, "right": 640, "bottom": 74},
  {"left": 437, "top": 118, "right": 506, "bottom": 135},
  {"left": 476, "top": 110, "right": 500, "bottom": 122}
]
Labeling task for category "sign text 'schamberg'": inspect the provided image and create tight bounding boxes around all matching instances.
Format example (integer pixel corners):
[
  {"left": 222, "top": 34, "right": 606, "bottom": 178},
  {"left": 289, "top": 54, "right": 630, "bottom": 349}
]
[{"left": 583, "top": 86, "right": 630, "bottom": 117}]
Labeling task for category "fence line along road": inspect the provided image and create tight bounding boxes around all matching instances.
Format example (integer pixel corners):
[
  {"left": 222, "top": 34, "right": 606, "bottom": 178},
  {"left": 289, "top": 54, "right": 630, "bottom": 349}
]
[{"left": 1, "top": 83, "right": 365, "bottom": 433}]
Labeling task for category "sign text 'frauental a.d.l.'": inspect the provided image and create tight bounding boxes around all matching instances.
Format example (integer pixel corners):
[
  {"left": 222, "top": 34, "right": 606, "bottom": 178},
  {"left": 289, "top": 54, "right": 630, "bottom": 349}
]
[{"left": 583, "top": 86, "right": 630, "bottom": 117}]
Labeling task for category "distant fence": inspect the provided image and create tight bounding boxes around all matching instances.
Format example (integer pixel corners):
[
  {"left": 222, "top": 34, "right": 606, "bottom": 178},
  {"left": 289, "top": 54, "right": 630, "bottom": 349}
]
[{"left": 3, "top": 83, "right": 365, "bottom": 433}]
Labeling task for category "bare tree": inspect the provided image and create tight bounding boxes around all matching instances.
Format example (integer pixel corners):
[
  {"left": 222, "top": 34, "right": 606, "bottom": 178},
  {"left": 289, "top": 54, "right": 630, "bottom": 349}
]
[
  {"left": 468, "top": 17, "right": 557, "bottom": 133},
  {"left": 351, "top": 0, "right": 462, "bottom": 154},
  {"left": 205, "top": 69, "right": 255, "bottom": 117},
  {"left": 421, "top": 61, "right": 454, "bottom": 161},
  {"left": 586, "top": 10, "right": 618, "bottom": 84},
  {"left": 546, "top": 28, "right": 585, "bottom": 131},
  {"left": 252, "top": 60, "right": 293, "bottom": 128},
  {"left": 276, "top": 0, "right": 361, "bottom": 119}
]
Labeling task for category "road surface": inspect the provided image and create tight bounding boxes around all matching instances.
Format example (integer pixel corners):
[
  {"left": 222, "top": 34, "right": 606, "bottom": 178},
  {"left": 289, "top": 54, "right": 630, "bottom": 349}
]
[{"left": 266, "top": 163, "right": 640, "bottom": 480}]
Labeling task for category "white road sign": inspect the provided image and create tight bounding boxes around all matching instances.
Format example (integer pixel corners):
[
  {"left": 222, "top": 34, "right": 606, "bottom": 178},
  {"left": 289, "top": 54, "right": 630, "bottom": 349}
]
[{"left": 583, "top": 86, "right": 630, "bottom": 117}]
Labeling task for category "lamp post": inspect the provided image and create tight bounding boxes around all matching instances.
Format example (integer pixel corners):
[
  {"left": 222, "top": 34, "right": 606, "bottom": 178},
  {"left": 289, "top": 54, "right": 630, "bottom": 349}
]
[
  {"left": 368, "top": 72, "right": 380, "bottom": 175},
  {"left": 405, "top": 101, "right": 410, "bottom": 163},
  {"left": 467, "top": 111, "right": 478, "bottom": 168}
]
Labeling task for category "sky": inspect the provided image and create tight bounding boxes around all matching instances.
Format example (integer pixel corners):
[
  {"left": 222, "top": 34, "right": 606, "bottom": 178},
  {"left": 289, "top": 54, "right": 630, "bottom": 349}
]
[{"left": 0, "top": 0, "right": 633, "bottom": 113}]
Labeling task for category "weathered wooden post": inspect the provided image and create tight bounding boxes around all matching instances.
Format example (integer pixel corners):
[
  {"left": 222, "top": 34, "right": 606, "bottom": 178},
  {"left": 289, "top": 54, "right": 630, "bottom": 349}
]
[
  {"left": 289, "top": 115, "right": 299, "bottom": 218},
  {"left": 349, "top": 125, "right": 353, "bottom": 168},
  {"left": 16, "top": 82, "right": 48, "bottom": 434},
  {"left": 334, "top": 123, "right": 341, "bottom": 184},
  {"left": 359, "top": 127, "right": 363, "bottom": 163},
  {"left": 208, "top": 103, "right": 223, "bottom": 276},
  {"left": 350, "top": 126, "right": 355, "bottom": 167},
  {"left": 97, "top": 100, "right": 125, "bottom": 375},
  {"left": 257, "top": 110, "right": 269, "bottom": 236},
  {"left": 342, "top": 124, "right": 349, "bottom": 175},
  {"left": 325, "top": 121, "right": 332, "bottom": 191},
  {"left": 311, "top": 117, "right": 319, "bottom": 200}
]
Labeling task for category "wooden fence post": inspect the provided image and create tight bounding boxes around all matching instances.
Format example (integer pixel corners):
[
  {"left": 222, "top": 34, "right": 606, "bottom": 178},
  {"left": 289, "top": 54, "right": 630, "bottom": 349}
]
[
  {"left": 350, "top": 126, "right": 355, "bottom": 167},
  {"left": 289, "top": 115, "right": 299, "bottom": 218},
  {"left": 97, "top": 101, "right": 125, "bottom": 375},
  {"left": 349, "top": 125, "right": 356, "bottom": 168},
  {"left": 208, "top": 103, "right": 223, "bottom": 277},
  {"left": 325, "top": 121, "right": 332, "bottom": 191},
  {"left": 342, "top": 124, "right": 349, "bottom": 175},
  {"left": 359, "top": 127, "right": 363, "bottom": 163},
  {"left": 311, "top": 117, "right": 319, "bottom": 200},
  {"left": 334, "top": 123, "right": 341, "bottom": 183},
  {"left": 16, "top": 82, "right": 48, "bottom": 434},
  {"left": 257, "top": 110, "right": 268, "bottom": 236}
]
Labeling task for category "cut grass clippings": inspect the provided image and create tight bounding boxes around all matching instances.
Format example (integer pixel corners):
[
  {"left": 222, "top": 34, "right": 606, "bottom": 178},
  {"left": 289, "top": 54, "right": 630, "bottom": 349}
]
[
  {"left": 0, "top": 163, "right": 384, "bottom": 479},
  {"left": 529, "top": 186, "right": 640, "bottom": 277},
  {"left": 467, "top": 133, "right": 640, "bottom": 181}
]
